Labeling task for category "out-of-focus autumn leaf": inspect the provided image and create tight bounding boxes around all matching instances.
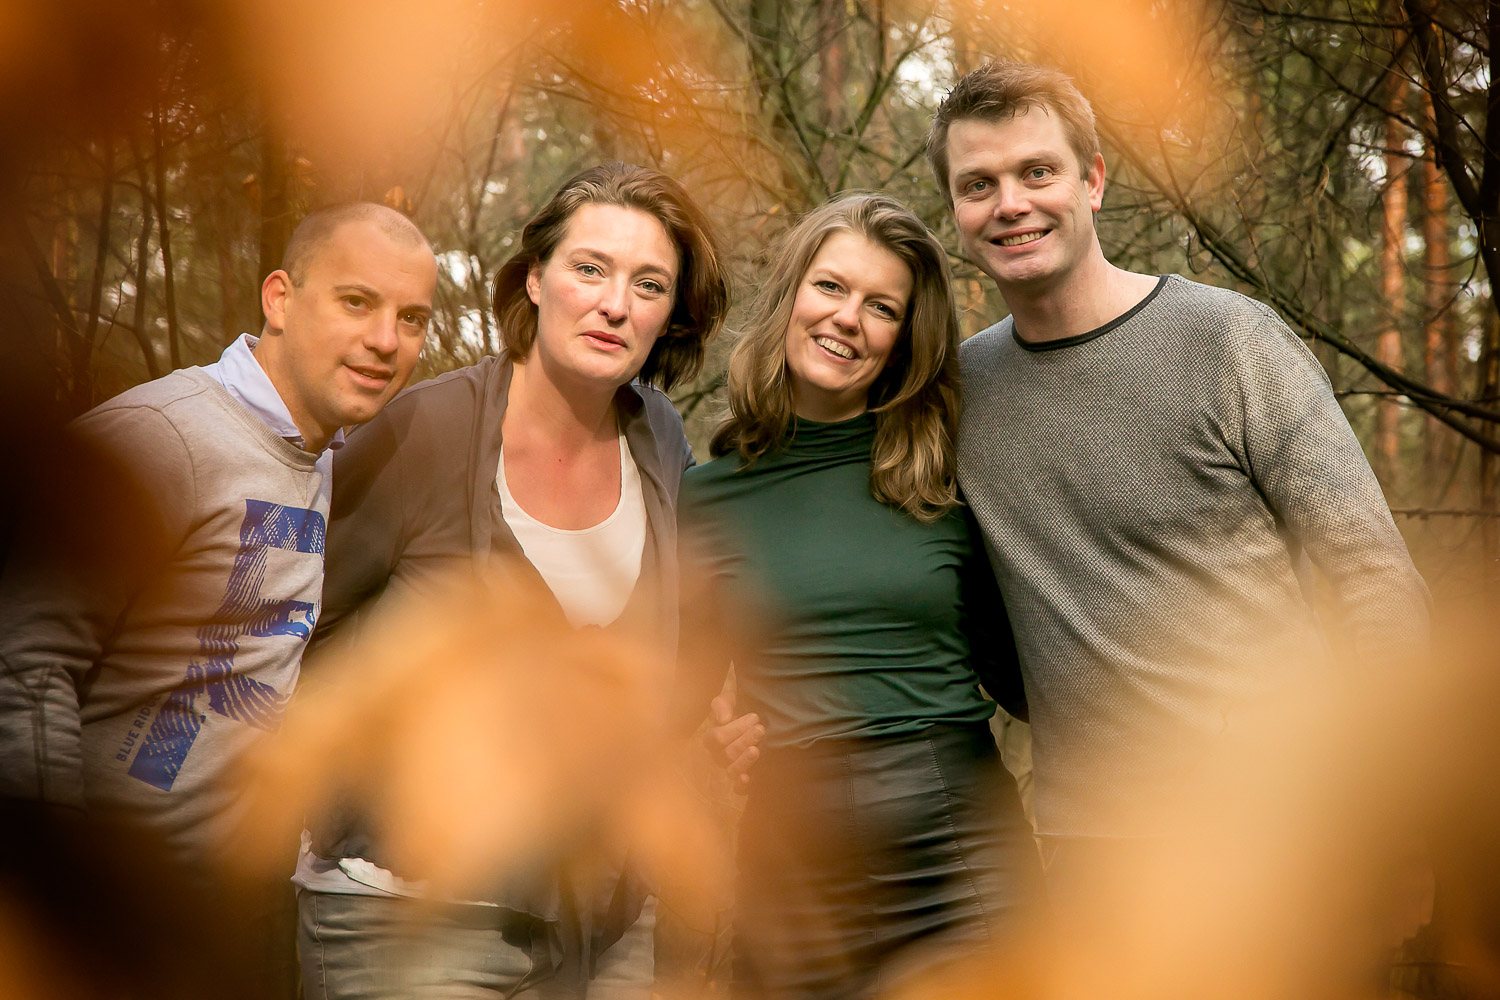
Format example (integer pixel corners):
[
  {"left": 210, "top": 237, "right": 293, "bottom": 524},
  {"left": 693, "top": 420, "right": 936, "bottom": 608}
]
[{"left": 230, "top": 559, "right": 737, "bottom": 910}]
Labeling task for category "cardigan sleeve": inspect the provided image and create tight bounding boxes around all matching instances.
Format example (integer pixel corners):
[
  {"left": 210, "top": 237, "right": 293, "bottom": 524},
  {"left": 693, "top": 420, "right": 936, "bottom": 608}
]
[{"left": 310, "top": 401, "right": 412, "bottom": 663}]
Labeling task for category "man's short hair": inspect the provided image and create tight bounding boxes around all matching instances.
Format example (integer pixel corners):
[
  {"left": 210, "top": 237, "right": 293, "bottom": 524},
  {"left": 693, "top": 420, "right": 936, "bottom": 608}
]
[
  {"left": 926, "top": 62, "right": 1101, "bottom": 204},
  {"left": 281, "top": 202, "right": 431, "bottom": 285}
]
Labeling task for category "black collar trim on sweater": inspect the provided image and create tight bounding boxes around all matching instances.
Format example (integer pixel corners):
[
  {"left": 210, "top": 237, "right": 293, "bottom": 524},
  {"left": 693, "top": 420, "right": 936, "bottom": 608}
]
[{"left": 1012, "top": 274, "right": 1170, "bottom": 352}]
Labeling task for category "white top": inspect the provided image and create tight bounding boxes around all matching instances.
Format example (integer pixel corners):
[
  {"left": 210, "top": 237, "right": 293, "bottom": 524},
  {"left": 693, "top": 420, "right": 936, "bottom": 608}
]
[
  {"left": 497, "top": 430, "right": 647, "bottom": 628},
  {"left": 291, "top": 431, "right": 649, "bottom": 902}
]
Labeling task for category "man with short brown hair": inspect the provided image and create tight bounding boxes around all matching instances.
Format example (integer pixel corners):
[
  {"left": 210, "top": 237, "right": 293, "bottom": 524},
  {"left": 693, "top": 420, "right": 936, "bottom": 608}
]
[
  {"left": 0, "top": 202, "right": 437, "bottom": 994},
  {"left": 927, "top": 61, "right": 1429, "bottom": 853}
]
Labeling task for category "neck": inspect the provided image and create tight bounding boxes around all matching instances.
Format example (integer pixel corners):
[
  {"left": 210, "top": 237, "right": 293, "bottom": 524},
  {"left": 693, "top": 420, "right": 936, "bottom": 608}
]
[
  {"left": 1001, "top": 255, "right": 1157, "bottom": 345},
  {"left": 251, "top": 328, "right": 333, "bottom": 453},
  {"left": 791, "top": 397, "right": 868, "bottom": 425},
  {"left": 505, "top": 356, "right": 619, "bottom": 449}
]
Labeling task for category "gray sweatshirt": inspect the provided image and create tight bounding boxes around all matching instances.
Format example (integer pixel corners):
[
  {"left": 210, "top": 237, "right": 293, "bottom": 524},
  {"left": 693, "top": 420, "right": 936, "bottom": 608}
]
[
  {"left": 958, "top": 275, "right": 1429, "bottom": 838},
  {"left": 0, "top": 369, "right": 328, "bottom": 861}
]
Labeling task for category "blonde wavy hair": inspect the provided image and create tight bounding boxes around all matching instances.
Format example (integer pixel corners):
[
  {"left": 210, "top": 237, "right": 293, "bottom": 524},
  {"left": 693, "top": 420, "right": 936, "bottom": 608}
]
[{"left": 711, "top": 192, "right": 961, "bottom": 522}]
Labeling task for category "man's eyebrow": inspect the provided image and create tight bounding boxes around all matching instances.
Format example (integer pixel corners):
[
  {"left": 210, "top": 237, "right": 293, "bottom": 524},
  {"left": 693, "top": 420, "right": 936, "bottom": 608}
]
[
  {"left": 951, "top": 165, "right": 996, "bottom": 187},
  {"left": 1019, "top": 153, "right": 1061, "bottom": 167},
  {"left": 333, "top": 283, "right": 382, "bottom": 300},
  {"left": 335, "top": 283, "right": 431, "bottom": 314}
]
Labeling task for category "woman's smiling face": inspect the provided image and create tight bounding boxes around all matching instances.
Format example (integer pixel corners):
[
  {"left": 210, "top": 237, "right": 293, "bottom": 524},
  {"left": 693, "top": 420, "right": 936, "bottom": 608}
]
[{"left": 783, "top": 229, "right": 913, "bottom": 423}]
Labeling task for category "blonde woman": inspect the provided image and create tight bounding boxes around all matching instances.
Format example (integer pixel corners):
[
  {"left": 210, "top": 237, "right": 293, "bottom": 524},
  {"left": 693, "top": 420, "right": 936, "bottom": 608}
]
[{"left": 680, "top": 193, "right": 1041, "bottom": 999}]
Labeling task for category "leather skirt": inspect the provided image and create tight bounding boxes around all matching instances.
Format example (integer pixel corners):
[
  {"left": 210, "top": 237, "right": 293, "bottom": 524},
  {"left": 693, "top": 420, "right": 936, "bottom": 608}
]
[{"left": 733, "top": 721, "right": 1043, "bottom": 999}]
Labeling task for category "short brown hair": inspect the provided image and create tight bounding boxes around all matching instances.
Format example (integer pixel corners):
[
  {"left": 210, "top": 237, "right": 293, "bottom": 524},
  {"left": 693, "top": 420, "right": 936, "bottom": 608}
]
[
  {"left": 282, "top": 202, "right": 430, "bottom": 285},
  {"left": 491, "top": 162, "right": 729, "bottom": 391},
  {"left": 927, "top": 62, "right": 1100, "bottom": 204},
  {"left": 711, "top": 192, "right": 962, "bottom": 522}
]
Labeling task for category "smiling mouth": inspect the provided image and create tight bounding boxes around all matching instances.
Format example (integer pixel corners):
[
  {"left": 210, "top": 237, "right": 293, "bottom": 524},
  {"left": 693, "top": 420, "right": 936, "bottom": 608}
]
[
  {"left": 814, "top": 336, "right": 855, "bottom": 360},
  {"left": 346, "top": 364, "right": 394, "bottom": 386},
  {"left": 995, "top": 231, "right": 1046, "bottom": 247}
]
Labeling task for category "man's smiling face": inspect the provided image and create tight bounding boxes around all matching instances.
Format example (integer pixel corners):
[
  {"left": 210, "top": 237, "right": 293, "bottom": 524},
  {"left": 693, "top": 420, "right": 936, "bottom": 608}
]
[{"left": 946, "top": 109, "right": 1105, "bottom": 296}]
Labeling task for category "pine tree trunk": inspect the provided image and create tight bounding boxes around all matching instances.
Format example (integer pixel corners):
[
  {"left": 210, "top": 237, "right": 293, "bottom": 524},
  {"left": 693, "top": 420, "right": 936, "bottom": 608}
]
[
  {"left": 1420, "top": 99, "right": 1455, "bottom": 475},
  {"left": 1377, "top": 60, "right": 1410, "bottom": 487}
]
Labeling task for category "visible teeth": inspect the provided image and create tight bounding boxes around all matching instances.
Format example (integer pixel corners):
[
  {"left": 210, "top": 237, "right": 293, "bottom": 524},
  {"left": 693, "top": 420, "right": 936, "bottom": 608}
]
[
  {"left": 814, "top": 336, "right": 855, "bottom": 359},
  {"left": 999, "top": 232, "right": 1044, "bottom": 246}
]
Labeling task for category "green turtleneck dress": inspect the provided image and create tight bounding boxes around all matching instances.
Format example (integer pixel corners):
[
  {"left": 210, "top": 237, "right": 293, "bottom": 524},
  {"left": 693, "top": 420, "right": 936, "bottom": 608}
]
[{"left": 680, "top": 414, "right": 1012, "bottom": 750}]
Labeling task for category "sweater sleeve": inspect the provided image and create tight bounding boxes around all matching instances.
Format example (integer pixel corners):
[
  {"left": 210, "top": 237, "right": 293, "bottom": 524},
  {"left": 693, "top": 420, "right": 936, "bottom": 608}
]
[
  {"left": 0, "top": 406, "right": 193, "bottom": 805},
  {"left": 1234, "top": 309, "right": 1430, "bottom": 663}
]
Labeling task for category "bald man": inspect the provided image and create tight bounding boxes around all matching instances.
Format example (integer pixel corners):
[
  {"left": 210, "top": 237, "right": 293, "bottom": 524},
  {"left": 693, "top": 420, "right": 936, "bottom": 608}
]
[{"left": 0, "top": 202, "right": 437, "bottom": 854}]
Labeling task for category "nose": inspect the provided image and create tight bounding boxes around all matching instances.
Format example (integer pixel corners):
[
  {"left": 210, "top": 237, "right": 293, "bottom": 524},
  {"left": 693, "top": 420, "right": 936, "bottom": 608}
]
[
  {"left": 831, "top": 296, "right": 861, "bottom": 333},
  {"left": 597, "top": 278, "right": 630, "bottom": 324},
  {"left": 366, "top": 311, "right": 401, "bottom": 358},
  {"left": 993, "top": 177, "right": 1029, "bottom": 220}
]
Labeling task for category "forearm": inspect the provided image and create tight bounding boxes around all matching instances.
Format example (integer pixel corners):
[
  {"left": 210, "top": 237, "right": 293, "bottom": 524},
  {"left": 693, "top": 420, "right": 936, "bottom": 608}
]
[
  {"left": 0, "top": 647, "right": 85, "bottom": 805},
  {"left": 1242, "top": 320, "right": 1431, "bottom": 659}
]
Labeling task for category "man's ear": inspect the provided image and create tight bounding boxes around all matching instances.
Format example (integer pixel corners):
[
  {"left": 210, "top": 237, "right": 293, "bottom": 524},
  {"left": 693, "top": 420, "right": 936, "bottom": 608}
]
[
  {"left": 261, "top": 270, "right": 293, "bottom": 331},
  {"left": 1087, "top": 152, "right": 1107, "bottom": 212}
]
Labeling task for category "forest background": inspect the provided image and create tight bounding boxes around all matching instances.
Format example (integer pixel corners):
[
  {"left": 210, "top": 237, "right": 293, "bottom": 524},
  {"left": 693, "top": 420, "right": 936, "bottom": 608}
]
[
  {"left": 1, "top": 2, "right": 1498, "bottom": 995},
  {"left": 2, "top": 0, "right": 1497, "bottom": 609}
]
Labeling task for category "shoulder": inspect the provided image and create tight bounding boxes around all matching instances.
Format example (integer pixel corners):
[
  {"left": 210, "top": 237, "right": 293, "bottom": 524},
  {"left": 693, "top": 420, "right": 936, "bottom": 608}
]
[
  {"left": 48, "top": 373, "right": 216, "bottom": 535},
  {"left": 623, "top": 378, "right": 691, "bottom": 471},
  {"left": 71, "top": 370, "right": 219, "bottom": 466},
  {"left": 684, "top": 452, "right": 744, "bottom": 486},
  {"left": 680, "top": 452, "right": 751, "bottom": 510},
  {"left": 958, "top": 317, "right": 1017, "bottom": 376},
  {"left": 381, "top": 357, "right": 499, "bottom": 431},
  {"left": 1156, "top": 275, "right": 1293, "bottom": 344},
  {"left": 81, "top": 368, "right": 214, "bottom": 427},
  {"left": 344, "top": 357, "right": 503, "bottom": 462},
  {"left": 959, "top": 317, "right": 1013, "bottom": 357},
  {"left": 1154, "top": 275, "right": 1328, "bottom": 391},
  {"left": 628, "top": 379, "right": 688, "bottom": 435}
]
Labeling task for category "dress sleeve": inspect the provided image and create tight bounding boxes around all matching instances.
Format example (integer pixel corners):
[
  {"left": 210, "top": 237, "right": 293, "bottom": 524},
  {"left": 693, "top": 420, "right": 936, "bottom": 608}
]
[
  {"left": 957, "top": 503, "right": 1028, "bottom": 721},
  {"left": 0, "top": 406, "right": 193, "bottom": 805},
  {"left": 1234, "top": 309, "right": 1430, "bottom": 664}
]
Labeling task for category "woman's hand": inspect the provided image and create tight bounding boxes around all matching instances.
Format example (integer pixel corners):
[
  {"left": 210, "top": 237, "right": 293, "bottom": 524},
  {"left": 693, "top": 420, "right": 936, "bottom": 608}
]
[{"left": 705, "top": 692, "right": 764, "bottom": 792}]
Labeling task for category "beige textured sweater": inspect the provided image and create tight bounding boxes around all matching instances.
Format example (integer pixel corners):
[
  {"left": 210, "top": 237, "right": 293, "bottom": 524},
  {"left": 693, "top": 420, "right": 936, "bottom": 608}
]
[{"left": 958, "top": 275, "right": 1429, "bottom": 837}]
